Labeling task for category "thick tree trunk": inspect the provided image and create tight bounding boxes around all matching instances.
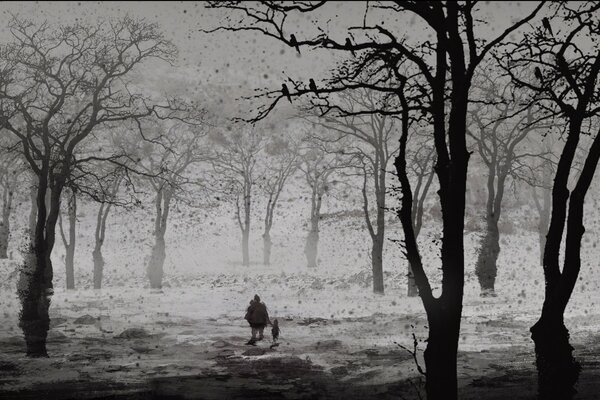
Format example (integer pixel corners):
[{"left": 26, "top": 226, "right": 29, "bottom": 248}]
[
  {"left": 92, "top": 245, "right": 104, "bottom": 290},
  {"left": 18, "top": 246, "right": 52, "bottom": 357},
  {"left": 371, "top": 236, "right": 384, "bottom": 294},
  {"left": 424, "top": 309, "right": 461, "bottom": 399},
  {"left": 18, "top": 171, "right": 62, "bottom": 357},
  {"left": 531, "top": 312, "right": 580, "bottom": 400},
  {"left": 241, "top": 228, "right": 250, "bottom": 266},
  {"left": 475, "top": 218, "right": 500, "bottom": 296},
  {"left": 147, "top": 188, "right": 170, "bottom": 289},
  {"left": 262, "top": 230, "right": 272, "bottom": 265},
  {"left": 147, "top": 234, "right": 166, "bottom": 289},
  {"left": 304, "top": 229, "right": 319, "bottom": 268},
  {"left": 407, "top": 261, "right": 418, "bottom": 297}
]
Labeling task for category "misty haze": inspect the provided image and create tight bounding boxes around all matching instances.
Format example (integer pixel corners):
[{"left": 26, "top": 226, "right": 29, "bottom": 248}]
[{"left": 1, "top": 2, "right": 600, "bottom": 400}]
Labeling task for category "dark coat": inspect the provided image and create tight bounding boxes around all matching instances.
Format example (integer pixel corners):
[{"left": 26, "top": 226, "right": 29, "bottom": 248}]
[{"left": 246, "top": 302, "right": 269, "bottom": 327}]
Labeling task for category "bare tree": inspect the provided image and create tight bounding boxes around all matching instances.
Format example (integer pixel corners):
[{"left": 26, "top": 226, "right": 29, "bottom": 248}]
[
  {"left": 211, "top": 127, "right": 264, "bottom": 267},
  {"left": 92, "top": 170, "right": 125, "bottom": 290},
  {"left": 299, "top": 141, "right": 348, "bottom": 269},
  {"left": 467, "top": 70, "right": 543, "bottom": 296},
  {"left": 310, "top": 88, "right": 397, "bottom": 294},
  {"left": 0, "top": 16, "right": 177, "bottom": 356},
  {"left": 205, "top": 2, "right": 542, "bottom": 398},
  {"left": 502, "top": 2, "right": 600, "bottom": 397},
  {"left": 259, "top": 137, "right": 298, "bottom": 265},
  {"left": 136, "top": 120, "right": 208, "bottom": 289}
]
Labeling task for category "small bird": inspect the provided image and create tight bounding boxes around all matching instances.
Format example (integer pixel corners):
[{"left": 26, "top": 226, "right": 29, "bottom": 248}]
[
  {"left": 345, "top": 38, "right": 356, "bottom": 57},
  {"left": 542, "top": 17, "right": 553, "bottom": 35},
  {"left": 309, "top": 78, "right": 318, "bottom": 94},
  {"left": 281, "top": 84, "right": 292, "bottom": 103},
  {"left": 290, "top": 34, "right": 301, "bottom": 55},
  {"left": 534, "top": 66, "right": 543, "bottom": 81}
]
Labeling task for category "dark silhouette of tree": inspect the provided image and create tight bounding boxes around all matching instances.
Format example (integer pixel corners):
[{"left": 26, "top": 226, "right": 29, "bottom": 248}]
[
  {"left": 259, "top": 137, "right": 298, "bottom": 265},
  {"left": 205, "top": 2, "right": 542, "bottom": 398},
  {"left": 501, "top": 2, "right": 600, "bottom": 397},
  {"left": 0, "top": 16, "right": 178, "bottom": 356}
]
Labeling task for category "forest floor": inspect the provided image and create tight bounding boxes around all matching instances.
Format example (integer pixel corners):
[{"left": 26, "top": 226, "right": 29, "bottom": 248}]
[{"left": 1, "top": 267, "right": 600, "bottom": 400}]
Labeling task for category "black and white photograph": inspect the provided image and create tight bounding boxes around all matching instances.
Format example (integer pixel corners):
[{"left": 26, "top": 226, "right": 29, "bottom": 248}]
[{"left": 1, "top": 1, "right": 600, "bottom": 399}]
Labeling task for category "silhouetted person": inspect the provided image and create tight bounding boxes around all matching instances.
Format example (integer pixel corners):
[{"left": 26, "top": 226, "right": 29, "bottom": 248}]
[
  {"left": 245, "top": 294, "right": 270, "bottom": 344},
  {"left": 244, "top": 299, "right": 256, "bottom": 344},
  {"left": 290, "top": 34, "right": 300, "bottom": 55},
  {"left": 309, "top": 78, "right": 318, "bottom": 94},
  {"left": 282, "top": 84, "right": 292, "bottom": 103},
  {"left": 270, "top": 318, "right": 280, "bottom": 348},
  {"left": 345, "top": 38, "right": 356, "bottom": 57}
]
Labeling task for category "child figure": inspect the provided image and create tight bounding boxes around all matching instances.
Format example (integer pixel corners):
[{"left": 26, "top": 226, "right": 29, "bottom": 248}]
[{"left": 270, "top": 319, "right": 280, "bottom": 349}]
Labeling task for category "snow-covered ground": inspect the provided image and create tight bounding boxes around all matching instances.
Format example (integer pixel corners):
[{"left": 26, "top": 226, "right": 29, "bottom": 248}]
[{"left": 1, "top": 190, "right": 600, "bottom": 399}]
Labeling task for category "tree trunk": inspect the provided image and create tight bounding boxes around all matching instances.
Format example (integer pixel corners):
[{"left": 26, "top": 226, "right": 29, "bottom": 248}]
[
  {"left": 371, "top": 236, "right": 384, "bottom": 294},
  {"left": 0, "top": 218, "right": 8, "bottom": 259},
  {"left": 18, "top": 171, "right": 62, "bottom": 357},
  {"left": 242, "top": 228, "right": 250, "bottom": 267},
  {"left": 304, "top": 229, "right": 319, "bottom": 268},
  {"left": 424, "top": 308, "right": 461, "bottom": 399},
  {"left": 531, "top": 312, "right": 580, "bottom": 400},
  {"left": 475, "top": 218, "right": 500, "bottom": 296},
  {"left": 147, "top": 234, "right": 166, "bottom": 289},
  {"left": 17, "top": 244, "right": 52, "bottom": 357},
  {"left": 147, "top": 188, "right": 170, "bottom": 289},
  {"left": 64, "top": 192, "right": 76, "bottom": 290},
  {"left": 0, "top": 185, "right": 14, "bottom": 259},
  {"left": 92, "top": 245, "right": 104, "bottom": 290},
  {"left": 407, "top": 261, "right": 418, "bottom": 297},
  {"left": 262, "top": 230, "right": 272, "bottom": 265}
]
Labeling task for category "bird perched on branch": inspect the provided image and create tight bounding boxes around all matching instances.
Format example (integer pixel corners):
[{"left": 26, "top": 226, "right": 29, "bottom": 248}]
[
  {"left": 290, "top": 34, "right": 300, "bottom": 55},
  {"left": 534, "top": 66, "right": 543, "bottom": 82},
  {"left": 281, "top": 84, "right": 292, "bottom": 103},
  {"left": 542, "top": 17, "right": 553, "bottom": 36},
  {"left": 345, "top": 38, "right": 356, "bottom": 57},
  {"left": 309, "top": 78, "right": 318, "bottom": 94}
]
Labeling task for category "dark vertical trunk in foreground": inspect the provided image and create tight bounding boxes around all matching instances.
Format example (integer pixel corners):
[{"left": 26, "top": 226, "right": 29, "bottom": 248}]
[
  {"left": 531, "top": 116, "right": 600, "bottom": 399},
  {"left": 18, "top": 168, "right": 66, "bottom": 357}
]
